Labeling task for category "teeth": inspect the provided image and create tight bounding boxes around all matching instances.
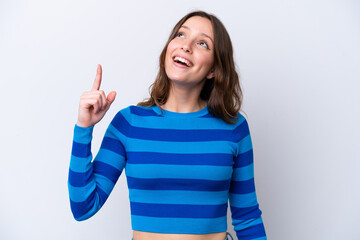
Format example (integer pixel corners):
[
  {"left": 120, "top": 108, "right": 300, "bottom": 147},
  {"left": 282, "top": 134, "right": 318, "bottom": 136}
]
[{"left": 174, "top": 56, "right": 191, "bottom": 67}]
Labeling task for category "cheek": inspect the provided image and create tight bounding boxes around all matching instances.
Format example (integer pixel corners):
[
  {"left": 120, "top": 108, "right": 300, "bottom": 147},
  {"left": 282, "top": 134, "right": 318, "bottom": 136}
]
[
  {"left": 167, "top": 40, "right": 177, "bottom": 52},
  {"left": 165, "top": 42, "right": 176, "bottom": 63},
  {"left": 199, "top": 54, "right": 214, "bottom": 70}
]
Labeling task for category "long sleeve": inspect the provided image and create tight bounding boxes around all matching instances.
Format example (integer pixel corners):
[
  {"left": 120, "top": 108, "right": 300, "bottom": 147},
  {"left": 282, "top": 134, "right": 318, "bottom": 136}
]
[
  {"left": 68, "top": 111, "right": 128, "bottom": 221},
  {"left": 229, "top": 115, "right": 267, "bottom": 239}
]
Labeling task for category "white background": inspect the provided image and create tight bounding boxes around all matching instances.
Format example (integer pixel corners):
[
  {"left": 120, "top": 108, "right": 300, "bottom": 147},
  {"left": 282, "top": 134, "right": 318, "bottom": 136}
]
[{"left": 0, "top": 0, "right": 359, "bottom": 239}]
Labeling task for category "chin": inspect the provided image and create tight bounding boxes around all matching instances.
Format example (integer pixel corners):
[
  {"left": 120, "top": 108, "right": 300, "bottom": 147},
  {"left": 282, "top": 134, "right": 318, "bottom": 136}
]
[
  {"left": 165, "top": 70, "right": 187, "bottom": 83},
  {"left": 168, "top": 76, "right": 188, "bottom": 85}
]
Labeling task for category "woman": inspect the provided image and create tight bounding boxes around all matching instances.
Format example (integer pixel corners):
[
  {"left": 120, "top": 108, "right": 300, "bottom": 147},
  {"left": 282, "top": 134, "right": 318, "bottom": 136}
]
[{"left": 69, "top": 11, "right": 267, "bottom": 240}]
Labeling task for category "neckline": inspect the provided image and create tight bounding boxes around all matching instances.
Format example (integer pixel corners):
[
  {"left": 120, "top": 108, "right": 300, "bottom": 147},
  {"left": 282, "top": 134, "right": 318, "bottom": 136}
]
[{"left": 152, "top": 104, "right": 209, "bottom": 118}]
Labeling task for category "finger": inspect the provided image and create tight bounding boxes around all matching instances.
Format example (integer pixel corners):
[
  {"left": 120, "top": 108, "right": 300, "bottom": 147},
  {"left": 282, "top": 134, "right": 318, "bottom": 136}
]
[
  {"left": 84, "top": 91, "right": 105, "bottom": 110},
  {"left": 99, "top": 90, "right": 107, "bottom": 110},
  {"left": 90, "top": 93, "right": 103, "bottom": 113},
  {"left": 104, "top": 91, "right": 116, "bottom": 111},
  {"left": 91, "top": 64, "right": 102, "bottom": 91},
  {"left": 97, "top": 92, "right": 103, "bottom": 112},
  {"left": 107, "top": 91, "right": 116, "bottom": 104},
  {"left": 88, "top": 98, "right": 99, "bottom": 113}
]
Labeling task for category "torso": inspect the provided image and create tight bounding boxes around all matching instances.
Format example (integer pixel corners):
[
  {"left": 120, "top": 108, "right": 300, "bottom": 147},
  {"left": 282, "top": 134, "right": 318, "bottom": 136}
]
[
  {"left": 128, "top": 106, "right": 236, "bottom": 240},
  {"left": 133, "top": 230, "right": 227, "bottom": 240}
]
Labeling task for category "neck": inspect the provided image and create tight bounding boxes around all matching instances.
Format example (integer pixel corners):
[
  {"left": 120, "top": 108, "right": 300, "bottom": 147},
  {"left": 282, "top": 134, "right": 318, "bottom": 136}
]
[{"left": 161, "top": 84, "right": 207, "bottom": 113}]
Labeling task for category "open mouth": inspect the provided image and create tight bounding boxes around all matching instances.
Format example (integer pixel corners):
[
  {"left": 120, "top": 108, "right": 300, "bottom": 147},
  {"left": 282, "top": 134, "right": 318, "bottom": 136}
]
[{"left": 173, "top": 56, "right": 193, "bottom": 67}]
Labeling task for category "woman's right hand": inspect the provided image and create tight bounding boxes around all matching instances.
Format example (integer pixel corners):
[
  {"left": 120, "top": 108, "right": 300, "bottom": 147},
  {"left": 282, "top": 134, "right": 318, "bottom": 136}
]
[{"left": 76, "top": 64, "right": 117, "bottom": 128}]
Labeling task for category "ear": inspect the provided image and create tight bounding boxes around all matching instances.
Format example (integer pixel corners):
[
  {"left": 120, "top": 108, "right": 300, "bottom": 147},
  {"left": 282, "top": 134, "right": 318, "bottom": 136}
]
[{"left": 206, "top": 67, "right": 215, "bottom": 79}]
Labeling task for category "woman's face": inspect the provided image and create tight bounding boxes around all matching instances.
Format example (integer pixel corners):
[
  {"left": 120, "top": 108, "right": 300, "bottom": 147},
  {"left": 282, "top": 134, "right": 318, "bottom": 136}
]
[{"left": 164, "top": 16, "right": 215, "bottom": 86}]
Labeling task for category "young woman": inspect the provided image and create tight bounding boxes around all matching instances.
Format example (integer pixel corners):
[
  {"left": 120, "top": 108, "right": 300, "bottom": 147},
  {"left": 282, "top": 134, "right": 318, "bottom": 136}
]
[{"left": 68, "top": 11, "right": 267, "bottom": 240}]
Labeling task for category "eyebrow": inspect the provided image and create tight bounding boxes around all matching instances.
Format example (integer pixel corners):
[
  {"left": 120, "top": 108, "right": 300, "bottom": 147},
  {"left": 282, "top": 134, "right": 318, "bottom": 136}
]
[{"left": 180, "top": 25, "right": 214, "bottom": 44}]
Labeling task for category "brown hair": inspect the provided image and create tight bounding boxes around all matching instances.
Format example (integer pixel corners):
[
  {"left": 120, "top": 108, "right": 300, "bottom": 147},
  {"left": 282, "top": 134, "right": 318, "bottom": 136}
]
[{"left": 136, "top": 10, "right": 244, "bottom": 124}]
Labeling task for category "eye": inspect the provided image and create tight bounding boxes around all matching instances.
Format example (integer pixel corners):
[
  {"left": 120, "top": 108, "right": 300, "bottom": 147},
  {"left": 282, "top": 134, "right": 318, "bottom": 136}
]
[
  {"left": 199, "top": 41, "right": 209, "bottom": 49},
  {"left": 176, "top": 32, "right": 184, "bottom": 38}
]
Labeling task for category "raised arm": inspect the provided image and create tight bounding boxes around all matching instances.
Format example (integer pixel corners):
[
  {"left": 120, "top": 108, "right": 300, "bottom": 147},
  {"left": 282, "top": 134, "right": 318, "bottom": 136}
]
[{"left": 68, "top": 64, "right": 126, "bottom": 221}]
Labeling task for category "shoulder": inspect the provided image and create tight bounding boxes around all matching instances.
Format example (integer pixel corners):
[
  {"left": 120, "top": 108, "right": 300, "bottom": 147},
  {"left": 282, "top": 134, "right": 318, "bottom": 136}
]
[
  {"left": 232, "top": 112, "right": 252, "bottom": 140},
  {"left": 111, "top": 104, "right": 157, "bottom": 123},
  {"left": 232, "top": 112, "right": 249, "bottom": 128},
  {"left": 129, "top": 104, "right": 158, "bottom": 116}
]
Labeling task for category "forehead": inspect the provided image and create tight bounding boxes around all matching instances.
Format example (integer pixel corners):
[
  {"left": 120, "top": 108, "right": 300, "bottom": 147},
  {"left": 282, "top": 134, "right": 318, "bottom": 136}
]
[{"left": 180, "top": 16, "right": 214, "bottom": 38}]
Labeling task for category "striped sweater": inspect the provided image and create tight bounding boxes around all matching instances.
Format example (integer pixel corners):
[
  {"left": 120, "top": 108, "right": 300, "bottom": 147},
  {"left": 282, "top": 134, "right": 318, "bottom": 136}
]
[{"left": 68, "top": 104, "right": 267, "bottom": 239}]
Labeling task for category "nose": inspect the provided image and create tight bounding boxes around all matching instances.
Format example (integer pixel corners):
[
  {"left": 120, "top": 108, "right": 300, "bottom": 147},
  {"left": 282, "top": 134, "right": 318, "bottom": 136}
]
[{"left": 181, "top": 40, "right": 192, "bottom": 53}]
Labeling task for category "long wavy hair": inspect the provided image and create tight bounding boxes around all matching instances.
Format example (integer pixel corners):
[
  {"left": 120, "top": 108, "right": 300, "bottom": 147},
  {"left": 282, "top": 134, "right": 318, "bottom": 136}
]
[{"left": 136, "top": 10, "right": 244, "bottom": 124}]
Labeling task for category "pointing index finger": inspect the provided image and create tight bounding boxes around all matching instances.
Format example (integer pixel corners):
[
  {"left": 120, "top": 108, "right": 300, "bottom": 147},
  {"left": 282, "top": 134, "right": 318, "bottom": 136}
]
[{"left": 92, "top": 64, "right": 102, "bottom": 91}]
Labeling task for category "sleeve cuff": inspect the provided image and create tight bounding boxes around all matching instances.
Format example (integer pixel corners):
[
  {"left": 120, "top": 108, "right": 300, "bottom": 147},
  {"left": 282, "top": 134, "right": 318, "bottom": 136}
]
[{"left": 73, "top": 123, "right": 94, "bottom": 144}]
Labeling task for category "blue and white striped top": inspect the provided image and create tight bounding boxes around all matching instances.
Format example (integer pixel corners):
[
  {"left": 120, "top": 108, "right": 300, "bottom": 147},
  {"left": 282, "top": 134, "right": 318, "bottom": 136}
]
[{"left": 68, "top": 104, "right": 266, "bottom": 239}]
